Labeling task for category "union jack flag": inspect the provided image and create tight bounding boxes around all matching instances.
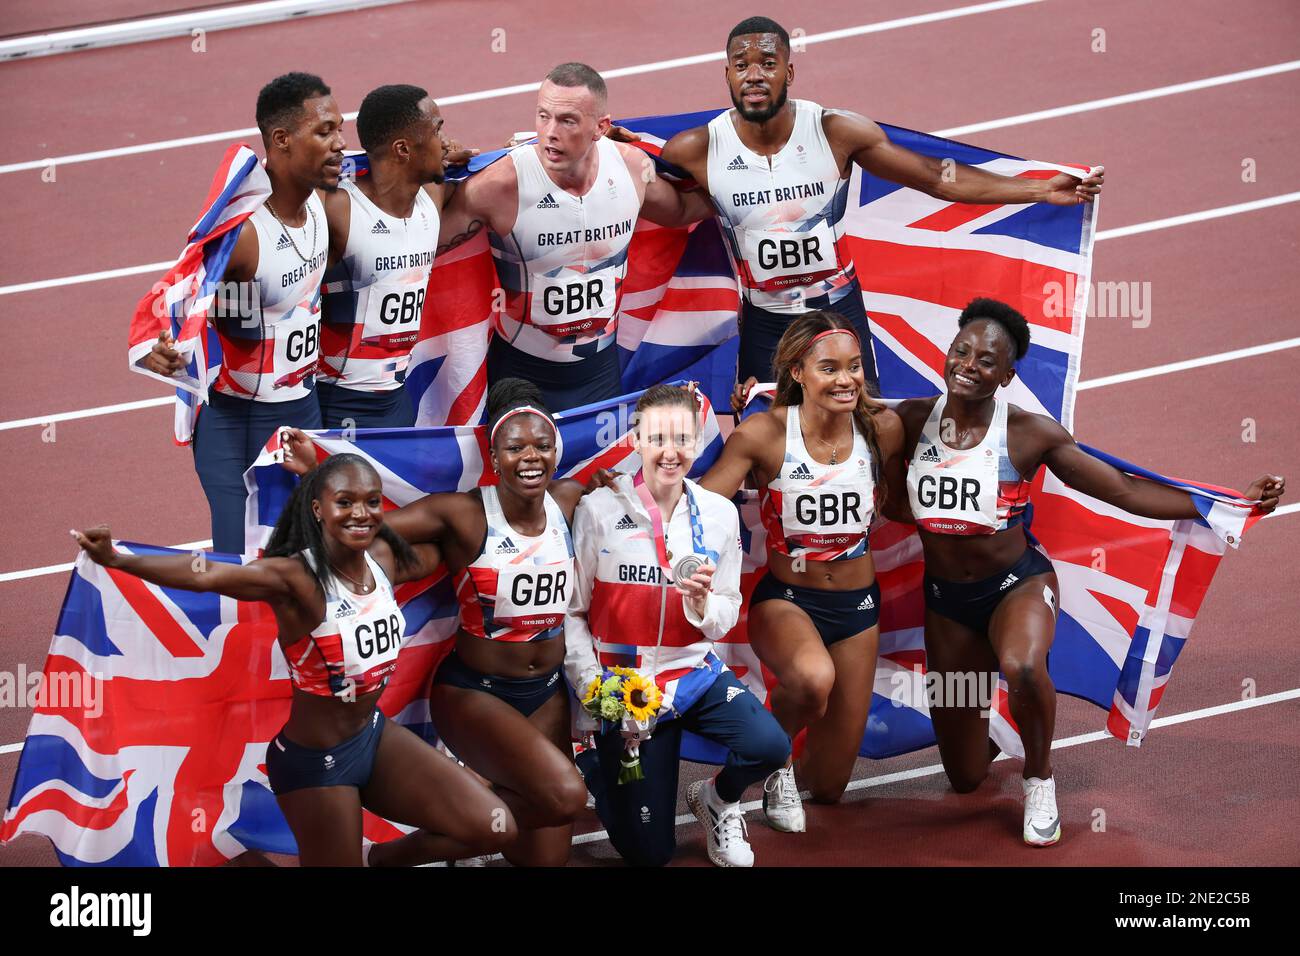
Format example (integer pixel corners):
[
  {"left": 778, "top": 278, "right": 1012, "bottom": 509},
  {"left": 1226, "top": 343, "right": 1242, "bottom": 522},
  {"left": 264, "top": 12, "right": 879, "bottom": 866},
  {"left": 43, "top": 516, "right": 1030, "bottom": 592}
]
[{"left": 127, "top": 144, "right": 270, "bottom": 445}]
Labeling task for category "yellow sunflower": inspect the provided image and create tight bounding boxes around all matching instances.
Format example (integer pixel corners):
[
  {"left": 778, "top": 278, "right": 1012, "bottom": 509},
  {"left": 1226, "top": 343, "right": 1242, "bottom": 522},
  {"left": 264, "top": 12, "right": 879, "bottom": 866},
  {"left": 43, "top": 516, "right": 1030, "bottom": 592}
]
[
  {"left": 611, "top": 666, "right": 638, "bottom": 679},
  {"left": 621, "top": 673, "right": 662, "bottom": 721},
  {"left": 582, "top": 675, "right": 603, "bottom": 706}
]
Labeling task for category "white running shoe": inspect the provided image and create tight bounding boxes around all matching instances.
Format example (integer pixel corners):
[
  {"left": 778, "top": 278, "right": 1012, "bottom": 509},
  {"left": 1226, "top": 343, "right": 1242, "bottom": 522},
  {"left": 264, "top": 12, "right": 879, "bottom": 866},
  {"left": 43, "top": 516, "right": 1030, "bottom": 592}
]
[
  {"left": 762, "top": 765, "right": 806, "bottom": 833},
  {"left": 687, "top": 778, "right": 754, "bottom": 868},
  {"left": 1022, "top": 776, "right": 1061, "bottom": 847}
]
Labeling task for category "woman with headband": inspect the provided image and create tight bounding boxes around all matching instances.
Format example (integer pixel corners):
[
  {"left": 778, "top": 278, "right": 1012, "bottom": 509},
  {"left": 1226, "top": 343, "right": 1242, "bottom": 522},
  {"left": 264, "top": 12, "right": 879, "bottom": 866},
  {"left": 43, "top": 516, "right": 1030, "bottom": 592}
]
[
  {"left": 886, "top": 298, "right": 1284, "bottom": 845},
  {"left": 698, "top": 310, "right": 907, "bottom": 835},
  {"left": 281, "top": 378, "right": 589, "bottom": 866},
  {"left": 565, "top": 384, "right": 790, "bottom": 868}
]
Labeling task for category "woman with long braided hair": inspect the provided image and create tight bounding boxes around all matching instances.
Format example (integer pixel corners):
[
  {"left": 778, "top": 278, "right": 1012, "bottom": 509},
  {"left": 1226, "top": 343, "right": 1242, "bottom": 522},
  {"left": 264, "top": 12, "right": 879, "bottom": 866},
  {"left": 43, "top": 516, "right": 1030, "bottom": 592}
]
[
  {"left": 73, "top": 453, "right": 515, "bottom": 866},
  {"left": 699, "top": 309, "right": 907, "bottom": 834}
]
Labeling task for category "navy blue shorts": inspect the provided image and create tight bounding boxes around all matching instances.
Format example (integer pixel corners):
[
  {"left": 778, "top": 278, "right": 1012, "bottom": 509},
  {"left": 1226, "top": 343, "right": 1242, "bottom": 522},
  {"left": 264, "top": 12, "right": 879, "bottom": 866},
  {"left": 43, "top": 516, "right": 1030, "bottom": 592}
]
[
  {"left": 433, "top": 650, "right": 563, "bottom": 718},
  {"left": 486, "top": 334, "right": 622, "bottom": 413},
  {"left": 925, "top": 547, "right": 1056, "bottom": 635},
  {"left": 737, "top": 286, "right": 879, "bottom": 395},
  {"left": 265, "top": 708, "right": 385, "bottom": 795},
  {"left": 750, "top": 573, "right": 881, "bottom": 646},
  {"left": 192, "top": 387, "right": 322, "bottom": 554},
  {"left": 316, "top": 381, "right": 415, "bottom": 429}
]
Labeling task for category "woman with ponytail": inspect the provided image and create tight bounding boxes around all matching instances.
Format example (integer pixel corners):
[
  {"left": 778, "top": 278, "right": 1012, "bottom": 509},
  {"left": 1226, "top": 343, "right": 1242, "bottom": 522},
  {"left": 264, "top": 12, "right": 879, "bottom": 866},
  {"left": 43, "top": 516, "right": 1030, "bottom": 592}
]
[
  {"left": 699, "top": 310, "right": 907, "bottom": 834},
  {"left": 280, "top": 378, "right": 590, "bottom": 866},
  {"left": 73, "top": 453, "right": 515, "bottom": 866}
]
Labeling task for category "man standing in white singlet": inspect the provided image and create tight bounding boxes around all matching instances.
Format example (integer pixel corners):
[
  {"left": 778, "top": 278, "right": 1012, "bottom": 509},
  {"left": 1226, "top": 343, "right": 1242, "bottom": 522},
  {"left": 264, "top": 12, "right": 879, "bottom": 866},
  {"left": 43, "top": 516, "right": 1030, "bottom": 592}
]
[
  {"left": 436, "top": 62, "right": 714, "bottom": 413},
  {"left": 317, "top": 84, "right": 466, "bottom": 429},
  {"left": 139, "top": 73, "right": 345, "bottom": 553},
  {"left": 658, "top": 16, "right": 1105, "bottom": 398}
]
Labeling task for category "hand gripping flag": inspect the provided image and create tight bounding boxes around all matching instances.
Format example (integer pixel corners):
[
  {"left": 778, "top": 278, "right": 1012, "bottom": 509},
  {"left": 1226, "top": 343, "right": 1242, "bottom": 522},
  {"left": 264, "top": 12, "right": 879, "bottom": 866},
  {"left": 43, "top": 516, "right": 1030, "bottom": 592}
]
[{"left": 127, "top": 144, "right": 270, "bottom": 444}]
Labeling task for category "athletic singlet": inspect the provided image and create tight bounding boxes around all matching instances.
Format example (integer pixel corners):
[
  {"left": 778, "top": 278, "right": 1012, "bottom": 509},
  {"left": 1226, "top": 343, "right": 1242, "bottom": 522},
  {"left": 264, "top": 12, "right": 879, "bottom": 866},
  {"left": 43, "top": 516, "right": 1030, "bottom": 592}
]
[
  {"left": 455, "top": 486, "right": 575, "bottom": 642},
  {"left": 706, "top": 99, "right": 855, "bottom": 315},
  {"left": 317, "top": 179, "right": 439, "bottom": 391},
  {"left": 906, "top": 396, "right": 1033, "bottom": 535},
  {"left": 488, "top": 137, "right": 639, "bottom": 362},
  {"left": 213, "top": 193, "right": 328, "bottom": 402},
  {"left": 282, "top": 550, "right": 407, "bottom": 698},
  {"left": 759, "top": 405, "right": 875, "bottom": 561}
]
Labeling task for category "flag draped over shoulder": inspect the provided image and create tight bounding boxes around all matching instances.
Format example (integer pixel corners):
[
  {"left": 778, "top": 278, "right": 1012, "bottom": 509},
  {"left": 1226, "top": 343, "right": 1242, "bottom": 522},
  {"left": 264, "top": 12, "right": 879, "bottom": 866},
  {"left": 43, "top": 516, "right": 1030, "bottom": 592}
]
[{"left": 127, "top": 144, "right": 270, "bottom": 445}]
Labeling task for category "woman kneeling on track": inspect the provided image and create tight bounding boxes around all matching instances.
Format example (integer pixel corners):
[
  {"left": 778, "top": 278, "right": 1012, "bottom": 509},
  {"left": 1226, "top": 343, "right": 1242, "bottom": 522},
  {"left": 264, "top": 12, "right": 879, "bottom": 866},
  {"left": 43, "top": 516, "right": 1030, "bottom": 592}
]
[
  {"left": 699, "top": 311, "right": 906, "bottom": 833},
  {"left": 567, "top": 384, "right": 791, "bottom": 868},
  {"left": 887, "top": 297, "right": 1286, "bottom": 846},
  {"left": 72, "top": 454, "right": 516, "bottom": 866},
  {"left": 282, "top": 378, "right": 589, "bottom": 866}
]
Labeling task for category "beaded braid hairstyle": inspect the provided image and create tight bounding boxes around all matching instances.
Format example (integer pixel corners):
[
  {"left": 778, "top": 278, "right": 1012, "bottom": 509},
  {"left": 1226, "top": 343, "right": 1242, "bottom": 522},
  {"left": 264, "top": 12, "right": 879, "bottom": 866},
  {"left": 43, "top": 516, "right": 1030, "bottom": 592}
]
[
  {"left": 772, "top": 310, "right": 886, "bottom": 486},
  {"left": 264, "top": 452, "right": 417, "bottom": 589}
]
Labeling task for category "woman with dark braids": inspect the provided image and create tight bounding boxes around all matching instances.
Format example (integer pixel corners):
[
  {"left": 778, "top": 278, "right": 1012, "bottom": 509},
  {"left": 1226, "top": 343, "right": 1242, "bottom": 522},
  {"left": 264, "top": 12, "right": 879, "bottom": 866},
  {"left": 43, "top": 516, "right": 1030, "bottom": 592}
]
[
  {"left": 280, "top": 378, "right": 589, "bottom": 866},
  {"left": 72, "top": 453, "right": 515, "bottom": 866},
  {"left": 698, "top": 310, "right": 907, "bottom": 834},
  {"left": 886, "top": 297, "right": 1285, "bottom": 846}
]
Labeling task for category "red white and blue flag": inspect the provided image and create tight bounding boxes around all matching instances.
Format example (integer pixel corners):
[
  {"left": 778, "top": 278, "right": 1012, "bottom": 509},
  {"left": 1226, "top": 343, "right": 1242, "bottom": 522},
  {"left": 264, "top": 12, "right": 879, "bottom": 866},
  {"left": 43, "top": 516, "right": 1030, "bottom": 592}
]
[
  {"left": 127, "top": 144, "right": 270, "bottom": 445},
  {"left": 16, "top": 116, "right": 1260, "bottom": 863}
]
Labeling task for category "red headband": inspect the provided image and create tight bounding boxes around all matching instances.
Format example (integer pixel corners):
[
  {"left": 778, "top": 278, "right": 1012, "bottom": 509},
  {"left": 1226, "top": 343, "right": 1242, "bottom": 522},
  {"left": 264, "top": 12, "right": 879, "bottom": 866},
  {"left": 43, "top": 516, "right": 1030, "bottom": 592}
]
[{"left": 798, "top": 327, "right": 860, "bottom": 360}]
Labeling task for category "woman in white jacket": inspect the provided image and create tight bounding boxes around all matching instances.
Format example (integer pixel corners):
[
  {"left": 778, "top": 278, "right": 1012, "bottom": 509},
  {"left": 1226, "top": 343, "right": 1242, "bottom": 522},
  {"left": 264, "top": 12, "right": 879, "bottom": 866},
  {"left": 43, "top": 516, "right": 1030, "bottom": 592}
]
[{"left": 565, "top": 384, "right": 790, "bottom": 868}]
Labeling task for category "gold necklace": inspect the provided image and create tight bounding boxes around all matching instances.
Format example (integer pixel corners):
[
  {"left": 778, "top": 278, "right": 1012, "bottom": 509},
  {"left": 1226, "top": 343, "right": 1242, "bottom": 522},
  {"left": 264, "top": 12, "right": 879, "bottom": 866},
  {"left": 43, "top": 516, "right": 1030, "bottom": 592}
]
[
  {"left": 800, "top": 409, "right": 848, "bottom": 465},
  {"left": 330, "top": 561, "right": 372, "bottom": 593},
  {"left": 265, "top": 198, "right": 318, "bottom": 264}
]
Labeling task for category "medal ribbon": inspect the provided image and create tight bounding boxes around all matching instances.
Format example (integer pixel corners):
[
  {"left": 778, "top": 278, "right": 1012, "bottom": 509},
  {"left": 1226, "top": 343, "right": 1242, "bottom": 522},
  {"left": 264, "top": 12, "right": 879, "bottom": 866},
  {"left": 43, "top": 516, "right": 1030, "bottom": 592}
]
[{"left": 632, "top": 473, "right": 718, "bottom": 574}]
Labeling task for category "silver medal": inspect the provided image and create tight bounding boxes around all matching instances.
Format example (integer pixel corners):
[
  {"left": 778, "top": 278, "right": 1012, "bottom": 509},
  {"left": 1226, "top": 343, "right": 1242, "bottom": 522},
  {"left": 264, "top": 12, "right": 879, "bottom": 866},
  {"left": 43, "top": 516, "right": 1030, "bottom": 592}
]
[{"left": 672, "top": 553, "right": 704, "bottom": 584}]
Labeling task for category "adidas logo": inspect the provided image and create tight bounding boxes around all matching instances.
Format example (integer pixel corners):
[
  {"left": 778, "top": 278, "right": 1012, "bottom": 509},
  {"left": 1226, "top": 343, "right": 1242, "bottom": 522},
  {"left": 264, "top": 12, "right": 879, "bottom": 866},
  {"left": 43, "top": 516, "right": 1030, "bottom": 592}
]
[
  {"left": 788, "top": 462, "right": 815, "bottom": 480},
  {"left": 323, "top": 754, "right": 335, "bottom": 769},
  {"left": 495, "top": 536, "right": 520, "bottom": 554},
  {"left": 275, "top": 233, "right": 293, "bottom": 251},
  {"left": 335, "top": 598, "right": 357, "bottom": 619},
  {"left": 856, "top": 594, "right": 876, "bottom": 611},
  {"left": 726, "top": 155, "right": 748, "bottom": 170},
  {"left": 614, "top": 514, "right": 638, "bottom": 530},
  {"left": 725, "top": 686, "right": 744, "bottom": 703},
  {"left": 783, "top": 588, "right": 794, "bottom": 600},
  {"left": 999, "top": 573, "right": 1019, "bottom": 591},
  {"left": 536, "top": 193, "right": 559, "bottom": 209},
  {"left": 919, "top": 445, "right": 942, "bottom": 463},
  {"left": 371, "top": 219, "right": 390, "bottom": 234}
]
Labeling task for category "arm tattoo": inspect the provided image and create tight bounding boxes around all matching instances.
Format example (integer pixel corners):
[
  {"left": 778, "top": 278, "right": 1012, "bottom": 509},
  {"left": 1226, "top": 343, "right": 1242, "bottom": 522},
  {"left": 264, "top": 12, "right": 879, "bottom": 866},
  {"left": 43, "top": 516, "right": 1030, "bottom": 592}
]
[{"left": 437, "top": 218, "right": 485, "bottom": 255}]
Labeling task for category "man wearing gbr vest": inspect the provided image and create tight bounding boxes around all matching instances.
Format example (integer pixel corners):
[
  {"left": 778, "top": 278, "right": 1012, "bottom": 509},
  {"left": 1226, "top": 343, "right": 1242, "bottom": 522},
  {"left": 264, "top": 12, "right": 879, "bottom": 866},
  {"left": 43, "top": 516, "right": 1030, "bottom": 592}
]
[
  {"left": 138, "top": 73, "right": 345, "bottom": 553},
  {"left": 436, "top": 63, "right": 714, "bottom": 412},
  {"left": 658, "top": 16, "right": 1104, "bottom": 400}
]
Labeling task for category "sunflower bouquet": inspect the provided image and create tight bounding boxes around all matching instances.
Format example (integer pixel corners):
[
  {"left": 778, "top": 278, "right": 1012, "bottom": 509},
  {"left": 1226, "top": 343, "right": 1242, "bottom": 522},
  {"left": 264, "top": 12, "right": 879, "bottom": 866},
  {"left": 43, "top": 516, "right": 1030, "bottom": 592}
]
[{"left": 580, "top": 667, "right": 664, "bottom": 784}]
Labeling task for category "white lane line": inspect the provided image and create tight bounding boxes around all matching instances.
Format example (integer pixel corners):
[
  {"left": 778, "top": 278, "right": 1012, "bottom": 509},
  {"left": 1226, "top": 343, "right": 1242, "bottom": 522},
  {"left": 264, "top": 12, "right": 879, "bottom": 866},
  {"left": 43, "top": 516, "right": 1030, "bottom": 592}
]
[
  {"left": 0, "top": 0, "right": 1045, "bottom": 174},
  {"left": 0, "top": 0, "right": 415, "bottom": 61},
  {"left": 934, "top": 60, "right": 1300, "bottom": 138},
  {"left": 1094, "top": 192, "right": 1300, "bottom": 242},
  {"left": 1265, "top": 502, "right": 1300, "bottom": 519},
  {"left": 0, "top": 396, "right": 172, "bottom": 432},
  {"left": 572, "top": 688, "right": 1300, "bottom": 849},
  {"left": 0, "top": 540, "right": 212, "bottom": 584},
  {"left": 1076, "top": 338, "right": 1300, "bottom": 391},
  {"left": 0, "top": 260, "right": 171, "bottom": 297},
  {"left": 0, "top": 743, "right": 22, "bottom": 755}
]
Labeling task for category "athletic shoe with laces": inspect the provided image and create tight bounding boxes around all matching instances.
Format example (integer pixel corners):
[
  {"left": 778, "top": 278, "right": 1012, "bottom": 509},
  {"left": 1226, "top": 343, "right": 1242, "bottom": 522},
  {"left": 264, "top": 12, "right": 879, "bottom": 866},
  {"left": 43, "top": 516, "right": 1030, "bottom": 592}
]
[
  {"left": 1022, "top": 775, "right": 1061, "bottom": 847},
  {"left": 686, "top": 778, "right": 754, "bottom": 867},
  {"left": 762, "top": 765, "right": 806, "bottom": 832}
]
